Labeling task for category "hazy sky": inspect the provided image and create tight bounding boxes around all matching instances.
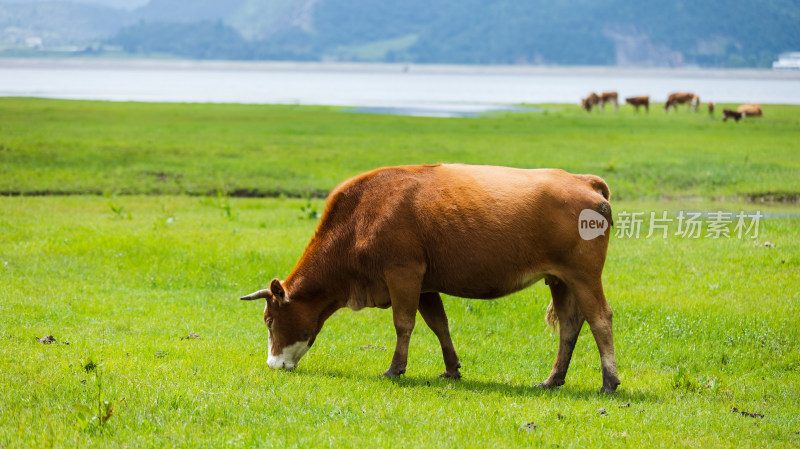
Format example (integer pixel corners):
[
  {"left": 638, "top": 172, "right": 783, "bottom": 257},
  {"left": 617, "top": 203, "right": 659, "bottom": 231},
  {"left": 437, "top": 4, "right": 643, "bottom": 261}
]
[{"left": 0, "top": 0, "right": 148, "bottom": 10}]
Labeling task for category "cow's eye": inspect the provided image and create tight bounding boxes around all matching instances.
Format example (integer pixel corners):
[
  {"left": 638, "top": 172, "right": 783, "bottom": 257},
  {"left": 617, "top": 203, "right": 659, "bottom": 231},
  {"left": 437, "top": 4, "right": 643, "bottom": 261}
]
[{"left": 265, "top": 317, "right": 274, "bottom": 329}]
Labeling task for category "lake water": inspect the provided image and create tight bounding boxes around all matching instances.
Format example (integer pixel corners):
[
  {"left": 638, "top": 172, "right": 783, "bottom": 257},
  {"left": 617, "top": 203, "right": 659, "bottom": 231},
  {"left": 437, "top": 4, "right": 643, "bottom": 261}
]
[{"left": 2, "top": 59, "right": 799, "bottom": 116}]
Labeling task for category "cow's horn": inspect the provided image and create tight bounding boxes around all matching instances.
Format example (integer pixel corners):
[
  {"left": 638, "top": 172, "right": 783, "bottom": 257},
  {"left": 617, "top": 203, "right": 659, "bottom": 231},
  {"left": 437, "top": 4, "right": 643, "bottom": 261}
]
[{"left": 239, "top": 289, "right": 271, "bottom": 301}]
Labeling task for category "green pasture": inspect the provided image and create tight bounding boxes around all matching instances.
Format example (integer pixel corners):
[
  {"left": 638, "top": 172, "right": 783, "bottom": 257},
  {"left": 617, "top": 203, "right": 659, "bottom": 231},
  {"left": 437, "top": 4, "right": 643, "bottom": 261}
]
[
  {"left": 1, "top": 98, "right": 799, "bottom": 448},
  {"left": 1, "top": 97, "right": 799, "bottom": 199}
]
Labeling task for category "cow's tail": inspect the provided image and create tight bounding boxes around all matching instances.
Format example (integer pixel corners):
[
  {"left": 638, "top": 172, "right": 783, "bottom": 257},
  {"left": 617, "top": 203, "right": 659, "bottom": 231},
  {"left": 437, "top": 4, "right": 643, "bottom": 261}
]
[{"left": 545, "top": 300, "right": 559, "bottom": 333}]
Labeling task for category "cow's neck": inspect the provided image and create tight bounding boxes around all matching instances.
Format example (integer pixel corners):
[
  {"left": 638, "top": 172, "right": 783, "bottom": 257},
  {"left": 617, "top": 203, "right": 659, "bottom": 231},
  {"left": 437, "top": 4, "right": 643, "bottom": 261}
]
[{"left": 283, "top": 238, "right": 350, "bottom": 312}]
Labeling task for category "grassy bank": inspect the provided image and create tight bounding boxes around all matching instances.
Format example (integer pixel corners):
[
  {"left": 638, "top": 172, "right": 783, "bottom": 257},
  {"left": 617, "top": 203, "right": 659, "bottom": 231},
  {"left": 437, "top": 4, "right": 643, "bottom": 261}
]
[{"left": 1, "top": 98, "right": 799, "bottom": 200}]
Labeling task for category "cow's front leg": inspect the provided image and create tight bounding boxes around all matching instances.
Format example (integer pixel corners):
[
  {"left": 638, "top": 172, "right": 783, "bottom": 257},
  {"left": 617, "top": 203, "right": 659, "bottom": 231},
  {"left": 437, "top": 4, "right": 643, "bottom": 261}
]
[
  {"left": 418, "top": 292, "right": 461, "bottom": 379},
  {"left": 383, "top": 267, "right": 423, "bottom": 377}
]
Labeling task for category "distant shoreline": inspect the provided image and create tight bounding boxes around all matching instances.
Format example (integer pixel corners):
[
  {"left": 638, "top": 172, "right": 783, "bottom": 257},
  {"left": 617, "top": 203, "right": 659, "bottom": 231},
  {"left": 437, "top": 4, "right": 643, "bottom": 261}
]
[
  {"left": 2, "top": 57, "right": 799, "bottom": 80},
  {"left": 4, "top": 57, "right": 799, "bottom": 106}
]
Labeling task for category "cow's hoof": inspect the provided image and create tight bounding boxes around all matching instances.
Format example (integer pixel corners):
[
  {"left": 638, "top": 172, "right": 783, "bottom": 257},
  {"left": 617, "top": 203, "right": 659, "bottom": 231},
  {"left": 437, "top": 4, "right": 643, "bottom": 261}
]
[
  {"left": 536, "top": 379, "right": 565, "bottom": 389},
  {"left": 600, "top": 383, "right": 620, "bottom": 394},
  {"left": 600, "top": 375, "right": 620, "bottom": 394},
  {"left": 440, "top": 370, "right": 461, "bottom": 380},
  {"left": 383, "top": 369, "right": 405, "bottom": 378}
]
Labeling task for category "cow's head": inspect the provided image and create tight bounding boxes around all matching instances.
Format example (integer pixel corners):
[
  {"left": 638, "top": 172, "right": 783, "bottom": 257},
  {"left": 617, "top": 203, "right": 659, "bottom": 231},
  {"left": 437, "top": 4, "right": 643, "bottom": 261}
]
[{"left": 240, "top": 278, "right": 320, "bottom": 370}]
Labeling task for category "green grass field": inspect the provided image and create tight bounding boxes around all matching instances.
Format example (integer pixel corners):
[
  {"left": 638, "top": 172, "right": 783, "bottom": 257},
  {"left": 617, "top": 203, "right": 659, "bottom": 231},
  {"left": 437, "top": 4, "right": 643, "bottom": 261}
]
[
  {"left": 1, "top": 98, "right": 799, "bottom": 448},
  {"left": 2, "top": 98, "right": 800, "bottom": 200}
]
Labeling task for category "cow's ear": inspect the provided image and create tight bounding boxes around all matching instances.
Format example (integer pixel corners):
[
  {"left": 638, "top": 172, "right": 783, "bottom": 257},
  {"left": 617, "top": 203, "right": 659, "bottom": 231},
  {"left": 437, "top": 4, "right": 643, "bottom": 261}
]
[{"left": 270, "top": 278, "right": 288, "bottom": 304}]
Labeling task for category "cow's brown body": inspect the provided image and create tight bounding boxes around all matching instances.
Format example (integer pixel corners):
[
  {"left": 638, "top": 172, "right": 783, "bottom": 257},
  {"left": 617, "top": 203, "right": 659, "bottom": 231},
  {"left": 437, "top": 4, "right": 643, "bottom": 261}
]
[
  {"left": 625, "top": 96, "right": 650, "bottom": 113},
  {"left": 737, "top": 104, "right": 763, "bottom": 117},
  {"left": 599, "top": 91, "right": 619, "bottom": 112},
  {"left": 241, "top": 164, "right": 620, "bottom": 393},
  {"left": 723, "top": 104, "right": 762, "bottom": 122},
  {"left": 664, "top": 92, "right": 700, "bottom": 112},
  {"left": 582, "top": 91, "right": 618, "bottom": 112}
]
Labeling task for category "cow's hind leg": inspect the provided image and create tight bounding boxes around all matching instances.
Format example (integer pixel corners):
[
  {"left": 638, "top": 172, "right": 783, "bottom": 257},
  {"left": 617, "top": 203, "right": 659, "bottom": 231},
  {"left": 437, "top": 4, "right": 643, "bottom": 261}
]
[
  {"left": 571, "top": 278, "right": 620, "bottom": 393},
  {"left": 383, "top": 267, "right": 424, "bottom": 377},
  {"left": 539, "top": 276, "right": 584, "bottom": 389},
  {"left": 418, "top": 292, "right": 461, "bottom": 379}
]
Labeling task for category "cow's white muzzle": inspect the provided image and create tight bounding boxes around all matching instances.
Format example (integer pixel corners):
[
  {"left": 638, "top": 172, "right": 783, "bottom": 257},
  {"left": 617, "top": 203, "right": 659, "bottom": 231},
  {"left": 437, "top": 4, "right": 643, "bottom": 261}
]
[{"left": 267, "top": 336, "right": 311, "bottom": 370}]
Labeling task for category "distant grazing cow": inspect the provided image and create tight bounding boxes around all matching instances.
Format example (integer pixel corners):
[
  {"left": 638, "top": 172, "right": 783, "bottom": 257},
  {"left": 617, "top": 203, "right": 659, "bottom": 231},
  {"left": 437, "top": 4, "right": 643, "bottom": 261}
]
[
  {"left": 737, "top": 104, "right": 763, "bottom": 117},
  {"left": 240, "top": 164, "right": 621, "bottom": 393},
  {"left": 581, "top": 92, "right": 600, "bottom": 112},
  {"left": 708, "top": 102, "right": 715, "bottom": 115},
  {"left": 599, "top": 92, "right": 619, "bottom": 112},
  {"left": 664, "top": 92, "right": 700, "bottom": 112},
  {"left": 582, "top": 92, "right": 618, "bottom": 113},
  {"left": 722, "top": 109, "right": 743, "bottom": 122},
  {"left": 625, "top": 96, "right": 650, "bottom": 113}
]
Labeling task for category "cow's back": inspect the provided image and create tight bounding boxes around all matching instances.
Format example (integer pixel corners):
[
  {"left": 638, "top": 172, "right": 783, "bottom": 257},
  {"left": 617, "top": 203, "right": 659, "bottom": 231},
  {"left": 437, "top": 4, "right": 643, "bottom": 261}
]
[{"left": 737, "top": 104, "right": 763, "bottom": 116}]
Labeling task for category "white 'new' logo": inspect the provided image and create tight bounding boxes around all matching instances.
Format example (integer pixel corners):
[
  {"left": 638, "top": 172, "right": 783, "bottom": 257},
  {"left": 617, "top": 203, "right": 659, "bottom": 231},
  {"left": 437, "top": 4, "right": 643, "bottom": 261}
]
[{"left": 578, "top": 209, "right": 609, "bottom": 240}]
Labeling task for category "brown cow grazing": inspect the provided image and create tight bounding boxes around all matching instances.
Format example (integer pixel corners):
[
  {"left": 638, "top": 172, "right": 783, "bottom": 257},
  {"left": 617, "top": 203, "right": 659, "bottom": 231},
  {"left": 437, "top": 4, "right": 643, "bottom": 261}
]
[
  {"left": 625, "top": 96, "right": 650, "bottom": 113},
  {"left": 708, "top": 102, "right": 715, "bottom": 115},
  {"left": 664, "top": 92, "right": 700, "bottom": 112},
  {"left": 722, "top": 109, "right": 743, "bottom": 122},
  {"left": 599, "top": 91, "right": 619, "bottom": 112},
  {"left": 582, "top": 92, "right": 618, "bottom": 113},
  {"left": 240, "top": 164, "right": 621, "bottom": 393},
  {"left": 737, "top": 104, "right": 763, "bottom": 117},
  {"left": 581, "top": 92, "right": 600, "bottom": 112}
]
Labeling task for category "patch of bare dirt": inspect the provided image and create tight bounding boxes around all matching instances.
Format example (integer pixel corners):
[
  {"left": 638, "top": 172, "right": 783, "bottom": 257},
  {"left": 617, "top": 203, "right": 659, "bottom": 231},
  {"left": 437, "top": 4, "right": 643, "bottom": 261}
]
[
  {"left": 37, "top": 335, "right": 56, "bottom": 344},
  {"left": 731, "top": 407, "right": 764, "bottom": 418},
  {"left": 180, "top": 332, "right": 201, "bottom": 340},
  {"left": 747, "top": 192, "right": 800, "bottom": 203}
]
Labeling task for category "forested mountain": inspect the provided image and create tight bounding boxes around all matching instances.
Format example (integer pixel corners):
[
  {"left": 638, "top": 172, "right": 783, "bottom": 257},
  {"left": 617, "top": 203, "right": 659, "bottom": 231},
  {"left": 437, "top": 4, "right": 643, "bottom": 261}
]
[
  {"left": 2, "top": 0, "right": 799, "bottom": 67},
  {"left": 0, "top": 1, "right": 127, "bottom": 47}
]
